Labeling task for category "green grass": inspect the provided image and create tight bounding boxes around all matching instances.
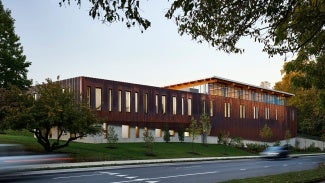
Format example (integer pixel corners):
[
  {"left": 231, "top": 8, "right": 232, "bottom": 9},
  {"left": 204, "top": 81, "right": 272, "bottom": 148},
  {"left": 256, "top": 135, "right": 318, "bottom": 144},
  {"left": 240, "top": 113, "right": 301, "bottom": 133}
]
[
  {"left": 0, "top": 134, "right": 253, "bottom": 162},
  {"left": 222, "top": 165, "right": 325, "bottom": 183}
]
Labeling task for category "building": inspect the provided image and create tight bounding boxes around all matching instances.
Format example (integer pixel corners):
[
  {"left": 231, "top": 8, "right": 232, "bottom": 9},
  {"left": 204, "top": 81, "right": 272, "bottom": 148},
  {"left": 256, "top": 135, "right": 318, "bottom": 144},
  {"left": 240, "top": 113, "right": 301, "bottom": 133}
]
[{"left": 56, "top": 76, "right": 296, "bottom": 143}]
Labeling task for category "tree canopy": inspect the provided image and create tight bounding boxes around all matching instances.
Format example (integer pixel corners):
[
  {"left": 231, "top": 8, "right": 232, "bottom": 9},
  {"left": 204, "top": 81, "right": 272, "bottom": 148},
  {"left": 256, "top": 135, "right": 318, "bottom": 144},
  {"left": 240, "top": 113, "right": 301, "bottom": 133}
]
[
  {"left": 1, "top": 79, "right": 101, "bottom": 152},
  {"left": 0, "top": 0, "right": 32, "bottom": 90},
  {"left": 60, "top": 0, "right": 324, "bottom": 58}
]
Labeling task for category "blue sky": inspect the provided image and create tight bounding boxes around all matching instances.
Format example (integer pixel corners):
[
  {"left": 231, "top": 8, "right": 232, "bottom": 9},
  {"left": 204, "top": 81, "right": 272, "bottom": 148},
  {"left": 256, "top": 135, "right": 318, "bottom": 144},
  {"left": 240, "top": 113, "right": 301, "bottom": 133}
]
[{"left": 3, "top": 0, "right": 287, "bottom": 87}]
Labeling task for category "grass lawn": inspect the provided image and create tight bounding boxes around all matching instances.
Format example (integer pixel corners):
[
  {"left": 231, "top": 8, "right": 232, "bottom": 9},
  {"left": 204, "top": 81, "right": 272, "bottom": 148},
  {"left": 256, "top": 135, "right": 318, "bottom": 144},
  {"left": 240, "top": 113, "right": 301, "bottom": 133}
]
[
  {"left": 222, "top": 165, "right": 325, "bottom": 183},
  {"left": 0, "top": 134, "right": 254, "bottom": 162}
]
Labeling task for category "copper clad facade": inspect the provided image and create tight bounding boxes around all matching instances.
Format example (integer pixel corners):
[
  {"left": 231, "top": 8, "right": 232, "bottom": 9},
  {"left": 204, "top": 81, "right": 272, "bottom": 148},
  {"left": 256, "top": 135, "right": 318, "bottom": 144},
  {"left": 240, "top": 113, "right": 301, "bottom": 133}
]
[{"left": 61, "top": 76, "right": 297, "bottom": 142}]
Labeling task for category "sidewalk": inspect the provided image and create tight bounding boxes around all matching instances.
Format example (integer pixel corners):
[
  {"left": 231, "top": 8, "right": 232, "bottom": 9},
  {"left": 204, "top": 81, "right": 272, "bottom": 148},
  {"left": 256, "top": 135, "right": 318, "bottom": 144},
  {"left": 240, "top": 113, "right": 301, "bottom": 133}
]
[{"left": 18, "top": 153, "right": 325, "bottom": 173}]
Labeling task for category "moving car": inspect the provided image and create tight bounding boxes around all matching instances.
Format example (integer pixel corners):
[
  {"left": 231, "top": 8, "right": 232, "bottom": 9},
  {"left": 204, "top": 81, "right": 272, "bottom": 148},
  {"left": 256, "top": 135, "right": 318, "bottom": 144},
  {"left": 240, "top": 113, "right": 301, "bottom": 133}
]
[
  {"left": 0, "top": 144, "right": 70, "bottom": 175},
  {"left": 260, "top": 145, "right": 289, "bottom": 159}
]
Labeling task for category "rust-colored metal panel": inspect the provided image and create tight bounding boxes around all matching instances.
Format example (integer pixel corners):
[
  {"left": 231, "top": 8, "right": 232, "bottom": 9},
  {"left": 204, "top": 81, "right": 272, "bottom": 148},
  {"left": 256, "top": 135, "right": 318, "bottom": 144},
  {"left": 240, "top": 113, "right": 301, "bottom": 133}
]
[{"left": 59, "top": 76, "right": 297, "bottom": 141}]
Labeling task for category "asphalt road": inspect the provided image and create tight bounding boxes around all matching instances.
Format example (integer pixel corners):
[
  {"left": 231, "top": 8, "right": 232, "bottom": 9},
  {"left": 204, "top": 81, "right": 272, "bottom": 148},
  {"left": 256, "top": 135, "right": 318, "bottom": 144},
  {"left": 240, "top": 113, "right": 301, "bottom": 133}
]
[{"left": 4, "top": 155, "right": 325, "bottom": 183}]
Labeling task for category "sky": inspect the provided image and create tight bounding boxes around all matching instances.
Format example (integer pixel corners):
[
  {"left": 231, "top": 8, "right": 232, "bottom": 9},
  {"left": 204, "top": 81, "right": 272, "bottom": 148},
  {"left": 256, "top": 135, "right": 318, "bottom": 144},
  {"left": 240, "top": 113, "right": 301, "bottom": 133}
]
[{"left": 2, "top": 0, "right": 288, "bottom": 88}]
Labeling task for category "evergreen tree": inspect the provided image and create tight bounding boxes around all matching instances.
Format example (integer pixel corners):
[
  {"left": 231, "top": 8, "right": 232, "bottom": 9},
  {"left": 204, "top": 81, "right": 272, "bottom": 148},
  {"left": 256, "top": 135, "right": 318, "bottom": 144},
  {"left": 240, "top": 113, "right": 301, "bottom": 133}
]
[{"left": 0, "top": 1, "right": 32, "bottom": 90}]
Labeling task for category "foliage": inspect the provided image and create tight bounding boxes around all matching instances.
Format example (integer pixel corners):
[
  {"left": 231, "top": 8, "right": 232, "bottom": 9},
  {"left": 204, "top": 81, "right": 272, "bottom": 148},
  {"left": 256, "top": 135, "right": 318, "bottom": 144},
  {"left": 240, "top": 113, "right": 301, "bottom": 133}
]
[
  {"left": 245, "top": 143, "right": 267, "bottom": 154},
  {"left": 285, "top": 130, "right": 292, "bottom": 145},
  {"left": 0, "top": 1, "right": 32, "bottom": 90},
  {"left": 274, "top": 66, "right": 324, "bottom": 137},
  {"left": 60, "top": 1, "right": 324, "bottom": 59},
  {"left": 1, "top": 79, "right": 101, "bottom": 152},
  {"left": 107, "top": 126, "right": 118, "bottom": 147},
  {"left": 199, "top": 113, "right": 211, "bottom": 145},
  {"left": 259, "top": 124, "right": 273, "bottom": 143},
  {"left": 177, "top": 128, "right": 184, "bottom": 143},
  {"left": 186, "top": 117, "right": 201, "bottom": 153},
  {"left": 229, "top": 137, "right": 244, "bottom": 148},
  {"left": 142, "top": 128, "right": 154, "bottom": 155},
  {"left": 163, "top": 128, "right": 170, "bottom": 143}
]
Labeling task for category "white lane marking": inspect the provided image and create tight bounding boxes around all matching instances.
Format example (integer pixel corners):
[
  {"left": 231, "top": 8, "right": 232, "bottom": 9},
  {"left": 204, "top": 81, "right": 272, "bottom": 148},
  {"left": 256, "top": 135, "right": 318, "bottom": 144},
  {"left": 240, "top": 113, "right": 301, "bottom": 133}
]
[
  {"left": 146, "top": 181, "right": 159, "bottom": 183},
  {"left": 283, "top": 164, "right": 288, "bottom": 167},
  {"left": 53, "top": 173, "right": 102, "bottom": 179},
  {"left": 264, "top": 166, "right": 270, "bottom": 168},
  {"left": 111, "top": 171, "right": 218, "bottom": 183},
  {"left": 175, "top": 165, "right": 202, "bottom": 169},
  {"left": 117, "top": 175, "right": 127, "bottom": 177},
  {"left": 240, "top": 169, "right": 246, "bottom": 171},
  {"left": 99, "top": 171, "right": 119, "bottom": 175},
  {"left": 126, "top": 176, "right": 138, "bottom": 179}
]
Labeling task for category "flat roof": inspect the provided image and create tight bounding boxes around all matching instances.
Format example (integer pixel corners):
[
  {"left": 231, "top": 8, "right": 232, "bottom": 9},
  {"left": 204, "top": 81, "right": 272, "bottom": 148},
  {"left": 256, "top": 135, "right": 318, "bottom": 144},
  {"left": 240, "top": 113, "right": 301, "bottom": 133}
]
[{"left": 164, "top": 76, "right": 294, "bottom": 97}]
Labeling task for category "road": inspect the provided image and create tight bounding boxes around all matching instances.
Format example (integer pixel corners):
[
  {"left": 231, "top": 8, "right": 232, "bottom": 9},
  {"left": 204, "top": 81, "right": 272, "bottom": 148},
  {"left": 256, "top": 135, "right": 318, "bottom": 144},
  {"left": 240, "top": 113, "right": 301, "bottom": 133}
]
[{"left": 3, "top": 155, "right": 325, "bottom": 183}]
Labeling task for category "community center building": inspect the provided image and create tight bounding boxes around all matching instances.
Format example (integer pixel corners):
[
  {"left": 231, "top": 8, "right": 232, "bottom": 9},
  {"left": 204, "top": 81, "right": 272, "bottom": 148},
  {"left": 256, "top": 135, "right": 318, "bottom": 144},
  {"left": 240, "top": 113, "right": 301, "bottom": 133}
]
[{"left": 54, "top": 76, "right": 296, "bottom": 144}]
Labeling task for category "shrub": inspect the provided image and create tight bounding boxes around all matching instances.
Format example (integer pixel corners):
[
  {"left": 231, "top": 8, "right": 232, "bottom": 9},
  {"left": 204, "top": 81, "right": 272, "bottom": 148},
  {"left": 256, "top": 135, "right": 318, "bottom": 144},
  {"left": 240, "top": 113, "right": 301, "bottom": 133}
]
[
  {"left": 107, "top": 126, "right": 118, "bottom": 147},
  {"left": 177, "top": 129, "right": 184, "bottom": 143},
  {"left": 246, "top": 143, "right": 267, "bottom": 153},
  {"left": 163, "top": 129, "right": 170, "bottom": 143},
  {"left": 229, "top": 136, "right": 244, "bottom": 148}
]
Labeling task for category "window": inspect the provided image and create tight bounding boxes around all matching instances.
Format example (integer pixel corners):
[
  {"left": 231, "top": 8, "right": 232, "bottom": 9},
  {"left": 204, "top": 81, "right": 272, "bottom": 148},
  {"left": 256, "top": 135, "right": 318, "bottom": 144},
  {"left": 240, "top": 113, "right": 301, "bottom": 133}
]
[
  {"left": 240, "top": 105, "right": 245, "bottom": 119},
  {"left": 210, "top": 101, "right": 213, "bottom": 116},
  {"left": 108, "top": 89, "right": 112, "bottom": 111},
  {"left": 203, "top": 100, "right": 206, "bottom": 114},
  {"left": 162, "top": 95, "right": 166, "bottom": 114},
  {"left": 155, "top": 129, "right": 162, "bottom": 137},
  {"left": 224, "top": 103, "right": 231, "bottom": 117},
  {"left": 265, "top": 107, "right": 270, "bottom": 120},
  {"left": 95, "top": 88, "right": 102, "bottom": 111},
  {"left": 172, "top": 96, "right": 177, "bottom": 115},
  {"left": 188, "top": 98, "right": 192, "bottom": 116},
  {"left": 125, "top": 91, "right": 131, "bottom": 112},
  {"left": 155, "top": 94, "right": 159, "bottom": 114},
  {"left": 135, "top": 92, "right": 138, "bottom": 113},
  {"left": 181, "top": 97, "right": 184, "bottom": 115},
  {"left": 275, "top": 109, "right": 278, "bottom": 120},
  {"left": 86, "top": 86, "right": 91, "bottom": 107},
  {"left": 143, "top": 93, "right": 148, "bottom": 114},
  {"left": 118, "top": 90, "right": 122, "bottom": 112},
  {"left": 122, "top": 125, "right": 130, "bottom": 138},
  {"left": 253, "top": 106, "right": 259, "bottom": 119},
  {"left": 222, "top": 86, "right": 228, "bottom": 97}
]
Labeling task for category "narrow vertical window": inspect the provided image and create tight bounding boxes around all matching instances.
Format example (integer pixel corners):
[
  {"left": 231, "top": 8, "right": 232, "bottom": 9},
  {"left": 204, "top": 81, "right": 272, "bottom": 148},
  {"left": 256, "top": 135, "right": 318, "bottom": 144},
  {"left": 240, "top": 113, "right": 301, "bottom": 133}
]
[
  {"left": 125, "top": 91, "right": 131, "bottom": 112},
  {"left": 172, "top": 96, "right": 177, "bottom": 115},
  {"left": 224, "top": 103, "right": 231, "bottom": 117},
  {"left": 95, "top": 88, "right": 102, "bottom": 111},
  {"left": 275, "top": 109, "right": 278, "bottom": 120},
  {"left": 181, "top": 97, "right": 184, "bottom": 115},
  {"left": 188, "top": 98, "right": 192, "bottom": 116},
  {"left": 240, "top": 105, "right": 245, "bottom": 119},
  {"left": 135, "top": 92, "right": 138, "bottom": 113},
  {"left": 265, "top": 107, "right": 270, "bottom": 120},
  {"left": 253, "top": 106, "right": 259, "bottom": 119},
  {"left": 118, "top": 90, "right": 122, "bottom": 112},
  {"left": 162, "top": 95, "right": 166, "bottom": 114},
  {"left": 108, "top": 89, "right": 112, "bottom": 111},
  {"left": 143, "top": 93, "right": 148, "bottom": 114},
  {"left": 203, "top": 100, "right": 206, "bottom": 114},
  {"left": 86, "top": 86, "right": 91, "bottom": 108},
  {"left": 155, "top": 94, "right": 159, "bottom": 114},
  {"left": 210, "top": 101, "right": 213, "bottom": 116}
]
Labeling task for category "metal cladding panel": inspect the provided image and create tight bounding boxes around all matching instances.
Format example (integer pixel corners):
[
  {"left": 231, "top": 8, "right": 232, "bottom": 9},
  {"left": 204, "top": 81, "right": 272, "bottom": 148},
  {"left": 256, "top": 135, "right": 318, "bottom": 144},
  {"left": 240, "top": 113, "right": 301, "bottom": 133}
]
[{"left": 60, "top": 76, "right": 297, "bottom": 141}]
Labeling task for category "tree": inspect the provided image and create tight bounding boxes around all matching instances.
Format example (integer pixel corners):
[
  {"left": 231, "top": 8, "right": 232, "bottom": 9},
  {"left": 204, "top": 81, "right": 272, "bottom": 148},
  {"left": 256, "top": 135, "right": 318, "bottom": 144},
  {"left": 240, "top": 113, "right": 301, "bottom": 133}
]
[
  {"left": 163, "top": 128, "right": 170, "bottom": 143},
  {"left": 107, "top": 125, "right": 118, "bottom": 147},
  {"left": 142, "top": 128, "right": 154, "bottom": 155},
  {"left": 0, "top": 1, "right": 32, "bottom": 90},
  {"left": 260, "top": 81, "right": 271, "bottom": 89},
  {"left": 60, "top": 0, "right": 324, "bottom": 58},
  {"left": 2, "top": 79, "right": 101, "bottom": 152},
  {"left": 284, "top": 130, "right": 292, "bottom": 146},
  {"left": 177, "top": 128, "right": 184, "bottom": 143},
  {"left": 260, "top": 124, "right": 273, "bottom": 145},
  {"left": 199, "top": 113, "right": 211, "bottom": 145},
  {"left": 274, "top": 63, "right": 324, "bottom": 137},
  {"left": 187, "top": 117, "right": 201, "bottom": 153}
]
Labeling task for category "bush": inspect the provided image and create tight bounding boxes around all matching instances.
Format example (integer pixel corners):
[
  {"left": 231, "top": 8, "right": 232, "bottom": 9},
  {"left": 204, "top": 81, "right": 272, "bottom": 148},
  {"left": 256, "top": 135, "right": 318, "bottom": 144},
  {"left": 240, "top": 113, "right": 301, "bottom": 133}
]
[
  {"left": 163, "top": 129, "right": 170, "bottom": 143},
  {"left": 306, "top": 143, "right": 322, "bottom": 152},
  {"left": 177, "top": 129, "right": 184, "bottom": 143},
  {"left": 107, "top": 126, "right": 118, "bottom": 147},
  {"left": 246, "top": 143, "right": 267, "bottom": 153},
  {"left": 229, "top": 137, "right": 244, "bottom": 148},
  {"left": 4, "top": 129, "right": 33, "bottom": 137}
]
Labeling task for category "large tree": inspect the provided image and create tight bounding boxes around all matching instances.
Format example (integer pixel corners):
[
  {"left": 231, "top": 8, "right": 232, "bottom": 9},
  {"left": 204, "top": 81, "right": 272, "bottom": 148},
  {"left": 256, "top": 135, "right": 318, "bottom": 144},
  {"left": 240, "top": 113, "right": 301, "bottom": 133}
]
[
  {"left": 2, "top": 79, "right": 101, "bottom": 152},
  {"left": 60, "top": 0, "right": 324, "bottom": 57},
  {"left": 0, "top": 0, "right": 32, "bottom": 90}
]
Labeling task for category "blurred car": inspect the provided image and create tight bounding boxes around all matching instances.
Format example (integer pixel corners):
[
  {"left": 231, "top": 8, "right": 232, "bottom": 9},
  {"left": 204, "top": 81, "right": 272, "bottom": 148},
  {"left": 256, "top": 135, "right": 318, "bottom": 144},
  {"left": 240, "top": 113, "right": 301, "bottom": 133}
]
[
  {"left": 260, "top": 145, "right": 289, "bottom": 159},
  {"left": 0, "top": 144, "right": 70, "bottom": 175}
]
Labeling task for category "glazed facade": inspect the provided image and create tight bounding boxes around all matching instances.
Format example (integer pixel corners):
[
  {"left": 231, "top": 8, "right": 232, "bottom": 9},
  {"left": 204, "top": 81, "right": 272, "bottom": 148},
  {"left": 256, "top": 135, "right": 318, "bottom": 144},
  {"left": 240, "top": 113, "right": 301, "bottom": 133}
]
[{"left": 59, "top": 76, "right": 297, "bottom": 142}]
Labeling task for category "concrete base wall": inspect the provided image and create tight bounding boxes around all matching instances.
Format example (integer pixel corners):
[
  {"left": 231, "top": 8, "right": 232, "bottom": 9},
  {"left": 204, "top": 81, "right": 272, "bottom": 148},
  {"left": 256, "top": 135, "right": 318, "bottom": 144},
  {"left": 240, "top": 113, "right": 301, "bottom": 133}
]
[{"left": 49, "top": 125, "right": 325, "bottom": 151}]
